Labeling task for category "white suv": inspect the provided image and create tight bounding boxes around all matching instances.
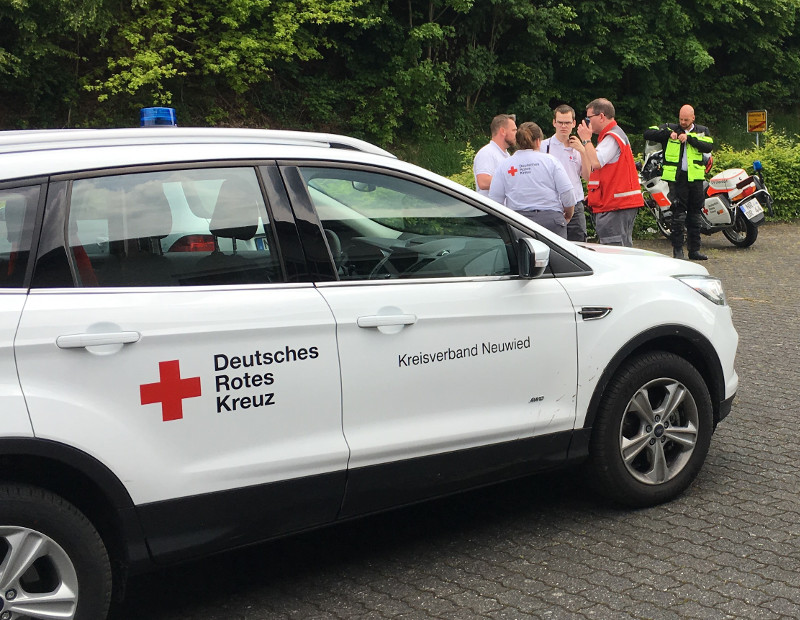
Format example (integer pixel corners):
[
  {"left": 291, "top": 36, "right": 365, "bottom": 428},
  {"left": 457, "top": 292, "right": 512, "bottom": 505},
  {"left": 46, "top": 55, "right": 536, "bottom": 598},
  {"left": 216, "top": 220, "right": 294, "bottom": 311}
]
[{"left": 0, "top": 128, "right": 737, "bottom": 619}]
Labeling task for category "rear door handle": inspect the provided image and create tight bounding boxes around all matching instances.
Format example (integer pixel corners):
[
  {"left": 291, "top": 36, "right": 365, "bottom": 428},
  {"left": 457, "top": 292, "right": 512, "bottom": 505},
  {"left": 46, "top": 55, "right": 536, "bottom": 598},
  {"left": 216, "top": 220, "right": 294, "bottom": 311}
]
[
  {"left": 357, "top": 314, "right": 417, "bottom": 328},
  {"left": 56, "top": 331, "right": 141, "bottom": 349}
]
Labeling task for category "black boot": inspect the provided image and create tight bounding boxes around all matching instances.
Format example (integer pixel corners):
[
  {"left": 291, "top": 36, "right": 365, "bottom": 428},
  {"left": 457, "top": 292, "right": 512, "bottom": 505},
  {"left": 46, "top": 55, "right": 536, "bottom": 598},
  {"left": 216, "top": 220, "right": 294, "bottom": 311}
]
[
  {"left": 688, "top": 250, "right": 708, "bottom": 261},
  {"left": 673, "top": 246, "right": 685, "bottom": 260}
]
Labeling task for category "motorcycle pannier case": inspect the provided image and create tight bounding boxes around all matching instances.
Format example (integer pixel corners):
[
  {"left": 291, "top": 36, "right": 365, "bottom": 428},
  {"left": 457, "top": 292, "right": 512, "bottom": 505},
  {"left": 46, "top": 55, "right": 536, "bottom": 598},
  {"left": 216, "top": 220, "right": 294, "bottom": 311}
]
[
  {"left": 702, "top": 195, "right": 733, "bottom": 225},
  {"left": 709, "top": 169, "right": 748, "bottom": 193}
]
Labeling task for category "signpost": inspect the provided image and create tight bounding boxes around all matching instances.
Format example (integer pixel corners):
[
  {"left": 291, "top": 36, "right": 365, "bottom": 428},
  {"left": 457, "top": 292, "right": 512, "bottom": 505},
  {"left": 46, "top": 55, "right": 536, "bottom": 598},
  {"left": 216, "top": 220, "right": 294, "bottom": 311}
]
[{"left": 747, "top": 110, "right": 767, "bottom": 146}]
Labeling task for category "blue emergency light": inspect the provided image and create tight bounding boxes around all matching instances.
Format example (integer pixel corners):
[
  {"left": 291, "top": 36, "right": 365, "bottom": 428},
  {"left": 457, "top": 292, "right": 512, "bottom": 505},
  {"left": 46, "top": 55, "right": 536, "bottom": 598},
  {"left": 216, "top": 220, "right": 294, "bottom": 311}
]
[{"left": 140, "top": 107, "right": 177, "bottom": 127}]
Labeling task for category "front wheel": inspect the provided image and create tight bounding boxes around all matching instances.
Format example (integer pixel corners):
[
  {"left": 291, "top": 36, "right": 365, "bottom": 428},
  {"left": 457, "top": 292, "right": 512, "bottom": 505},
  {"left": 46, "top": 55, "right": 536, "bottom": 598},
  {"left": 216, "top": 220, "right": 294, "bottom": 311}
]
[
  {"left": 654, "top": 211, "right": 672, "bottom": 239},
  {"left": 722, "top": 209, "right": 758, "bottom": 247},
  {"left": 0, "top": 485, "right": 112, "bottom": 620},
  {"left": 587, "top": 352, "right": 714, "bottom": 507},
  {"left": 644, "top": 197, "right": 671, "bottom": 238}
]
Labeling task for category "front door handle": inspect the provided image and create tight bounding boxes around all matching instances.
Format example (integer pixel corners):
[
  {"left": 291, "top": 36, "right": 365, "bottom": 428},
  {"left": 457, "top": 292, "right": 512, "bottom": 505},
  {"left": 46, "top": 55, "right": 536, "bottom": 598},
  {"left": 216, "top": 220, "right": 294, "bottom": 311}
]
[
  {"left": 56, "top": 331, "right": 141, "bottom": 349},
  {"left": 357, "top": 314, "right": 417, "bottom": 328}
]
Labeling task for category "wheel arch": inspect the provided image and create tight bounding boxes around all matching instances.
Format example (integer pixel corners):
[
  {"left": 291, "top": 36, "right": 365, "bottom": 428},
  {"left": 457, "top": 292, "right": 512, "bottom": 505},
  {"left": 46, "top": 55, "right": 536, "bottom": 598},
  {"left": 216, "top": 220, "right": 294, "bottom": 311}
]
[
  {"left": 582, "top": 325, "right": 726, "bottom": 431},
  {"left": 0, "top": 438, "right": 152, "bottom": 579}
]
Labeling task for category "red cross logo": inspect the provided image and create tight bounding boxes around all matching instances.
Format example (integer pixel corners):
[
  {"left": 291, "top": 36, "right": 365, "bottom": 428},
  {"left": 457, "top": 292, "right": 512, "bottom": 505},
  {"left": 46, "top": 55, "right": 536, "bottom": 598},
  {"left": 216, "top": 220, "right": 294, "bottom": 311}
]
[
  {"left": 140, "top": 360, "right": 202, "bottom": 422},
  {"left": 507, "top": 166, "right": 518, "bottom": 176}
]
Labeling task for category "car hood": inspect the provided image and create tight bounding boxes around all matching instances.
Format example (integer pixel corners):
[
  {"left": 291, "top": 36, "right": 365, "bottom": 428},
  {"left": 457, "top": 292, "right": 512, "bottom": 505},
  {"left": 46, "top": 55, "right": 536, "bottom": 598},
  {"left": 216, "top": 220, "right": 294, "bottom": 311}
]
[{"left": 571, "top": 241, "right": 711, "bottom": 278}]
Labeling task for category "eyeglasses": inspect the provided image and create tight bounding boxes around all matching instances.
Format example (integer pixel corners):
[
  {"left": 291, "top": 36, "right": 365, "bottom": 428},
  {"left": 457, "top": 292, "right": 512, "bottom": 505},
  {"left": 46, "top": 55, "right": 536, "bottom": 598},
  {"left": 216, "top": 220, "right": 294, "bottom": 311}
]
[
  {"left": 585, "top": 114, "right": 601, "bottom": 120},
  {"left": 555, "top": 121, "right": 574, "bottom": 126}
]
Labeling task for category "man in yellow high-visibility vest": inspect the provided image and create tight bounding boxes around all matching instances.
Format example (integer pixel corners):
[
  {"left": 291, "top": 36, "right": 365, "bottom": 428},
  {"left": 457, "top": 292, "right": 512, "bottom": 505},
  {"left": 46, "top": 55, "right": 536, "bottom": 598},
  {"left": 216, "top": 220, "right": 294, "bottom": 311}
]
[{"left": 644, "top": 105, "right": 714, "bottom": 260}]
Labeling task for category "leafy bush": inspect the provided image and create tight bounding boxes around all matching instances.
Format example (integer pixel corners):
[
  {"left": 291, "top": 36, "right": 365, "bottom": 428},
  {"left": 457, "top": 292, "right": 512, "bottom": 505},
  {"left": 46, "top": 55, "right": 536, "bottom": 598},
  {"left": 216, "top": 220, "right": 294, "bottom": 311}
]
[
  {"left": 633, "top": 206, "right": 661, "bottom": 240},
  {"left": 446, "top": 142, "right": 477, "bottom": 190}
]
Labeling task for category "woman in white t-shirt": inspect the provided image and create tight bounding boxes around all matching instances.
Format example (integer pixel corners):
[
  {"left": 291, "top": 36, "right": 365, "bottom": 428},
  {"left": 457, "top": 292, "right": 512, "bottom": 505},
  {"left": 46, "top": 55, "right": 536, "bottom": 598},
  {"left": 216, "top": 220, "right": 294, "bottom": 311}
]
[{"left": 488, "top": 122, "right": 575, "bottom": 238}]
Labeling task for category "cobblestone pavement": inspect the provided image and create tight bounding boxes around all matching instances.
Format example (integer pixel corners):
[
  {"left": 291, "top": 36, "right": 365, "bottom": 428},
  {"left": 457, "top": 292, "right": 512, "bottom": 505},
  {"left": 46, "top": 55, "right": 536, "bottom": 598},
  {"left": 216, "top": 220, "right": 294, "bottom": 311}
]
[{"left": 114, "top": 222, "right": 800, "bottom": 620}]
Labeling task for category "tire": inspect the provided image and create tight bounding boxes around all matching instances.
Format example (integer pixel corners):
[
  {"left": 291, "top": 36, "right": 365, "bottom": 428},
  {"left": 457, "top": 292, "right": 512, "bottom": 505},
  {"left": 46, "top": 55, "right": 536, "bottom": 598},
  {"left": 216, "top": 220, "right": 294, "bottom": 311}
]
[
  {"left": 645, "top": 199, "right": 671, "bottom": 238},
  {"left": 655, "top": 213, "right": 671, "bottom": 239},
  {"left": 722, "top": 209, "right": 758, "bottom": 247},
  {"left": 0, "top": 485, "right": 112, "bottom": 620},
  {"left": 587, "top": 352, "right": 714, "bottom": 508}
]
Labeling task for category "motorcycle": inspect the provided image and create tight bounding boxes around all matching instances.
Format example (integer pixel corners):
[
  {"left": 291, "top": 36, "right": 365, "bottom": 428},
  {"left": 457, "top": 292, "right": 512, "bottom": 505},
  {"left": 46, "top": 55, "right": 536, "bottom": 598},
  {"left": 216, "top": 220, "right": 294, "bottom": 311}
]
[{"left": 637, "top": 146, "right": 774, "bottom": 247}]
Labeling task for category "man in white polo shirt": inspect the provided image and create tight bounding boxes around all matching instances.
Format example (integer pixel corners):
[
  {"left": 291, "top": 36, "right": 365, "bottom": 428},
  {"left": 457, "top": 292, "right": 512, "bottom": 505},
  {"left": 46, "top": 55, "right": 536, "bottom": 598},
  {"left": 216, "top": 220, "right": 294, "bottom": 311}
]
[
  {"left": 473, "top": 114, "right": 517, "bottom": 197},
  {"left": 540, "top": 104, "right": 589, "bottom": 241}
]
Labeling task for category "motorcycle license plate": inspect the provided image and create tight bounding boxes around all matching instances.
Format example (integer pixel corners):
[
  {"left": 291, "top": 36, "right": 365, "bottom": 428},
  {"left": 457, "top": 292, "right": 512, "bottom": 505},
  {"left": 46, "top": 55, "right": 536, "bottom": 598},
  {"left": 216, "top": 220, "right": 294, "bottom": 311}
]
[{"left": 739, "top": 197, "right": 764, "bottom": 220}]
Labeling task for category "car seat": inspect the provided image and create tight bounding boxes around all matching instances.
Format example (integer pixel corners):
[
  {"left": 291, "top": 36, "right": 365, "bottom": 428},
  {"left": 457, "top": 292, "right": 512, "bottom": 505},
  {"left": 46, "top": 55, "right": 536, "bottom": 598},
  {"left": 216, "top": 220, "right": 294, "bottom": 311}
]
[{"left": 193, "top": 180, "right": 265, "bottom": 284}]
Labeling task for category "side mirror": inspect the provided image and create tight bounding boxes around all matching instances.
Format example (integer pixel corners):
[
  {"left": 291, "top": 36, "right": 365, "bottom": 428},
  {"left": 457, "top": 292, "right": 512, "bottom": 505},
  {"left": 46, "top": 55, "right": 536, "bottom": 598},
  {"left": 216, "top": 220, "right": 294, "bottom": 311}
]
[
  {"left": 517, "top": 238, "right": 550, "bottom": 279},
  {"left": 352, "top": 181, "right": 376, "bottom": 192}
]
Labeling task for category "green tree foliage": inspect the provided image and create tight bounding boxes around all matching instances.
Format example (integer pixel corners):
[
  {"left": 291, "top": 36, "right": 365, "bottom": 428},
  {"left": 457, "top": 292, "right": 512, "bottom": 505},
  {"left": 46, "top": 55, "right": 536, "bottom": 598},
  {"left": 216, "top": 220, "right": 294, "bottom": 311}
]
[
  {"left": 0, "top": 0, "right": 113, "bottom": 126},
  {"left": 84, "top": 0, "right": 375, "bottom": 122},
  {"left": 2, "top": 0, "right": 800, "bottom": 160}
]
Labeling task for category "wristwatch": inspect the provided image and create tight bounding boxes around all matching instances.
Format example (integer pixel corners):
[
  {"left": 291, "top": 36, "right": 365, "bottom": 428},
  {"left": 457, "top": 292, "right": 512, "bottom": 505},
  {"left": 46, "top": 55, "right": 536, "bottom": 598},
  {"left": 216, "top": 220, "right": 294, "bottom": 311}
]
[{"left": 581, "top": 139, "right": 589, "bottom": 146}]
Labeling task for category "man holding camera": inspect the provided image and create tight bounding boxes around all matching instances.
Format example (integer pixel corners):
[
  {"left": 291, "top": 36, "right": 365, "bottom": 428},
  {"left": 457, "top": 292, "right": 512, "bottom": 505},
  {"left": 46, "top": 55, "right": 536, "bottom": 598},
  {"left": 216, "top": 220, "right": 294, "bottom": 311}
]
[
  {"left": 576, "top": 98, "right": 643, "bottom": 247},
  {"left": 643, "top": 105, "right": 714, "bottom": 260}
]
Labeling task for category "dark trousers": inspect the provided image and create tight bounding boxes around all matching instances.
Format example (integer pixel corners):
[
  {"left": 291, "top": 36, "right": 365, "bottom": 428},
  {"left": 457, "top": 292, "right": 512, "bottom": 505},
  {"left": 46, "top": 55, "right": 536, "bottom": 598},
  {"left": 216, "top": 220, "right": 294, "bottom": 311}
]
[{"left": 671, "top": 170, "right": 704, "bottom": 251}]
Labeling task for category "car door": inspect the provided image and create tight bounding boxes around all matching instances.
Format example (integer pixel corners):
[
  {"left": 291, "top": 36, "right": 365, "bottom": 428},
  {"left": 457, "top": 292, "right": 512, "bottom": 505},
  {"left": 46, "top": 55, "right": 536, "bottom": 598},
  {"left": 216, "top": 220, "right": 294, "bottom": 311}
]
[
  {"left": 284, "top": 164, "right": 578, "bottom": 514},
  {"left": 13, "top": 165, "right": 349, "bottom": 561},
  {"left": 0, "top": 184, "right": 41, "bottom": 437}
]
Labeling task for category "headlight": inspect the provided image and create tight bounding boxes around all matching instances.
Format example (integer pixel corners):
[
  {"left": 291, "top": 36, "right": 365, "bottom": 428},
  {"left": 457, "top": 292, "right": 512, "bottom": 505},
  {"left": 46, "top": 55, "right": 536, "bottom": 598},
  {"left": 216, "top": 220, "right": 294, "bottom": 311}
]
[{"left": 674, "top": 275, "right": 728, "bottom": 306}]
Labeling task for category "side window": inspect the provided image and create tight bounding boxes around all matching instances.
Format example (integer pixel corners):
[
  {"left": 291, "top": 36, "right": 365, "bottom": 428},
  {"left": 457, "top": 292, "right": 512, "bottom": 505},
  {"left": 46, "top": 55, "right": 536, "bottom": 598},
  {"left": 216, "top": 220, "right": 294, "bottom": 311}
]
[
  {"left": 68, "top": 168, "right": 281, "bottom": 287},
  {"left": 0, "top": 186, "right": 39, "bottom": 288},
  {"left": 298, "top": 167, "right": 516, "bottom": 280}
]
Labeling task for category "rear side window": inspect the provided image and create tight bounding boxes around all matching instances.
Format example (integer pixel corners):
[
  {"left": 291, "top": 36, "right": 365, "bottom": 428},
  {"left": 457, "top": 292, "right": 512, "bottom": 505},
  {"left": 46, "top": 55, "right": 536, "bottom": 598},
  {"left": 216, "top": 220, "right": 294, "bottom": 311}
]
[
  {"left": 66, "top": 167, "right": 281, "bottom": 287},
  {"left": 0, "top": 186, "right": 40, "bottom": 288}
]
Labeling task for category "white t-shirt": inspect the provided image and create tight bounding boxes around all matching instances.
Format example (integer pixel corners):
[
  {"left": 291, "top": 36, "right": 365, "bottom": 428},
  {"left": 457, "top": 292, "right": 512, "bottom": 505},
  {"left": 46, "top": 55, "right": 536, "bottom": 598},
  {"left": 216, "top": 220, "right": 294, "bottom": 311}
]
[
  {"left": 540, "top": 136, "right": 584, "bottom": 204},
  {"left": 473, "top": 141, "right": 509, "bottom": 196},
  {"left": 487, "top": 150, "right": 574, "bottom": 213}
]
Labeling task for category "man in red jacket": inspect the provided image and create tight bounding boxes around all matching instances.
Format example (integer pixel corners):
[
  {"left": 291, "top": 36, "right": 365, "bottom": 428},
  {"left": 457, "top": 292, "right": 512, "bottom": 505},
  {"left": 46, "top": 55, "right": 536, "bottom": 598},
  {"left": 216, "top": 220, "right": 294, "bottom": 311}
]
[{"left": 576, "top": 98, "right": 643, "bottom": 246}]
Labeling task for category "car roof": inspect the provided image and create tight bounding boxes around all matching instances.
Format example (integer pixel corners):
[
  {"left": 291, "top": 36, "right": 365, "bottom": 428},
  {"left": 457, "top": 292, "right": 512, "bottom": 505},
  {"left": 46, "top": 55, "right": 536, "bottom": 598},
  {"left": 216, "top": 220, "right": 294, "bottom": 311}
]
[
  {"left": 0, "top": 127, "right": 395, "bottom": 158},
  {"left": 0, "top": 127, "right": 397, "bottom": 183}
]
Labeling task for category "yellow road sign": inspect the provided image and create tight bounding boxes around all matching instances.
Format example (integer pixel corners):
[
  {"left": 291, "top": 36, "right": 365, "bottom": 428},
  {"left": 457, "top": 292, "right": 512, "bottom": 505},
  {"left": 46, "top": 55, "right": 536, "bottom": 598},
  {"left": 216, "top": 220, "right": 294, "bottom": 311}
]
[{"left": 747, "top": 110, "right": 767, "bottom": 133}]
